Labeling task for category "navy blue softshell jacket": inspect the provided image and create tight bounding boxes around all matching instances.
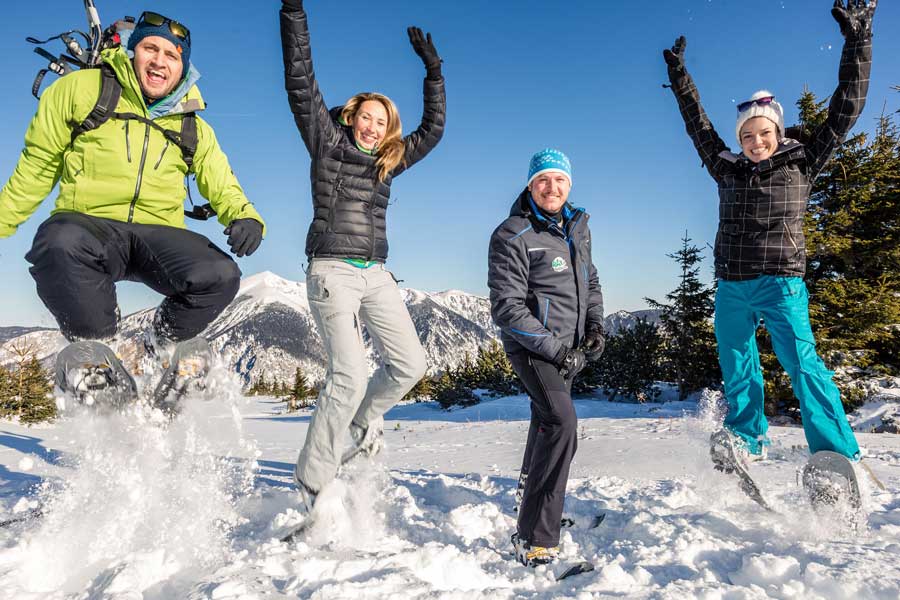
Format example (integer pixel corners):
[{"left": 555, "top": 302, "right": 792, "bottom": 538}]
[{"left": 488, "top": 189, "right": 604, "bottom": 362}]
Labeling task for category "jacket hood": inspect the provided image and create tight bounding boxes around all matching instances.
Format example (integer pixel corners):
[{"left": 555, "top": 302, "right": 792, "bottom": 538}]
[{"left": 102, "top": 46, "right": 205, "bottom": 119}]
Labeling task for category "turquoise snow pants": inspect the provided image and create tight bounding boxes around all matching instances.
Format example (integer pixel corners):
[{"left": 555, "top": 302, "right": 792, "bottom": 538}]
[{"left": 714, "top": 276, "right": 860, "bottom": 460}]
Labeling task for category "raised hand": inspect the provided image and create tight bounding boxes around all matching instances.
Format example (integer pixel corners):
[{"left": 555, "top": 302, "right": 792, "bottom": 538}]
[
  {"left": 663, "top": 36, "right": 686, "bottom": 76},
  {"left": 407, "top": 27, "right": 442, "bottom": 74},
  {"left": 282, "top": 0, "right": 304, "bottom": 9},
  {"left": 831, "top": 0, "right": 877, "bottom": 40}
]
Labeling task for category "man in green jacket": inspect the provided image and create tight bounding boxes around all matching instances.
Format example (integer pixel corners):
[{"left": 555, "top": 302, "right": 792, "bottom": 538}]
[{"left": 0, "top": 12, "right": 265, "bottom": 401}]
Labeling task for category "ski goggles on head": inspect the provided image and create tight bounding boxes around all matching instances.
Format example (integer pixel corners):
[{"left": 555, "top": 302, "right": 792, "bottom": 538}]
[
  {"left": 138, "top": 11, "right": 191, "bottom": 46},
  {"left": 737, "top": 96, "right": 775, "bottom": 113}
]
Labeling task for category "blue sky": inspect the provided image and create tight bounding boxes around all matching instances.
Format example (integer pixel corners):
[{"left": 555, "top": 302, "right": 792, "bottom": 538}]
[{"left": 0, "top": 0, "right": 897, "bottom": 327}]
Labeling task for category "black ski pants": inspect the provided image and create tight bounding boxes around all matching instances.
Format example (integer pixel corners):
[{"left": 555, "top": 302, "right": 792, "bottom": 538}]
[
  {"left": 26, "top": 212, "right": 241, "bottom": 342},
  {"left": 508, "top": 350, "right": 577, "bottom": 548}
]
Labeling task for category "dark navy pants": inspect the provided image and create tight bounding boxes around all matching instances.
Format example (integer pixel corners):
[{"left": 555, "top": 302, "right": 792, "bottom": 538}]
[
  {"left": 508, "top": 351, "right": 577, "bottom": 548},
  {"left": 26, "top": 212, "right": 241, "bottom": 342}
]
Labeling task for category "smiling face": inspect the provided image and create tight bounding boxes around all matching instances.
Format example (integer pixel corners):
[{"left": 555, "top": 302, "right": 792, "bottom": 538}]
[
  {"left": 739, "top": 117, "right": 780, "bottom": 163},
  {"left": 529, "top": 172, "right": 571, "bottom": 214},
  {"left": 132, "top": 36, "right": 184, "bottom": 100},
  {"left": 351, "top": 100, "right": 389, "bottom": 151}
]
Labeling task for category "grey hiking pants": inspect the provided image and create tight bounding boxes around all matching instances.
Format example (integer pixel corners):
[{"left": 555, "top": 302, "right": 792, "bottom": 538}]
[{"left": 295, "top": 259, "right": 427, "bottom": 492}]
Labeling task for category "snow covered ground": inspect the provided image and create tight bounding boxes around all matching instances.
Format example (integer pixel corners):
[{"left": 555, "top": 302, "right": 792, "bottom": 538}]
[{"left": 2, "top": 371, "right": 900, "bottom": 599}]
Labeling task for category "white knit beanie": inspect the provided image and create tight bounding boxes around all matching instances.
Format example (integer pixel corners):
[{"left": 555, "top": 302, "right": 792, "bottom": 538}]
[{"left": 735, "top": 90, "right": 784, "bottom": 143}]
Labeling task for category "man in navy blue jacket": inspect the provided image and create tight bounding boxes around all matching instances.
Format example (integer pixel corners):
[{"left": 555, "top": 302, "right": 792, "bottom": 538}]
[{"left": 488, "top": 148, "right": 605, "bottom": 566}]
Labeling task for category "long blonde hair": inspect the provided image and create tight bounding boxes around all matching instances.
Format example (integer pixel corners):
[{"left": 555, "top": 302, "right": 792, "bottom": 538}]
[{"left": 340, "top": 93, "right": 404, "bottom": 181}]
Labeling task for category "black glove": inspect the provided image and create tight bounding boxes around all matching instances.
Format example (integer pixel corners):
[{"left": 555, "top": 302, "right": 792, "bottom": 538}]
[
  {"left": 407, "top": 27, "right": 442, "bottom": 79},
  {"left": 224, "top": 219, "right": 263, "bottom": 257},
  {"left": 282, "top": 0, "right": 303, "bottom": 10},
  {"left": 554, "top": 347, "right": 586, "bottom": 379},
  {"left": 582, "top": 325, "right": 606, "bottom": 361},
  {"left": 831, "top": 0, "right": 877, "bottom": 40},
  {"left": 663, "top": 35, "right": 686, "bottom": 79}
]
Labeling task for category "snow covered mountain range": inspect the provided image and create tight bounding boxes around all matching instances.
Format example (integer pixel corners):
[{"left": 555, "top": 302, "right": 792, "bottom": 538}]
[{"left": 0, "top": 271, "right": 658, "bottom": 386}]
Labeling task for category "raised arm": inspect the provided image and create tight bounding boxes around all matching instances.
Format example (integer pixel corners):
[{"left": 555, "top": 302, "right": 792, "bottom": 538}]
[
  {"left": 0, "top": 75, "right": 80, "bottom": 238},
  {"left": 279, "top": 0, "right": 341, "bottom": 157},
  {"left": 393, "top": 27, "right": 446, "bottom": 177},
  {"left": 664, "top": 36, "right": 731, "bottom": 182},
  {"left": 805, "top": 0, "right": 876, "bottom": 178}
]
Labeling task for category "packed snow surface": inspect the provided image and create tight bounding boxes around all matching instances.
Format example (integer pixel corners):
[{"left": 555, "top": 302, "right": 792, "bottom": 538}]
[{"left": 1, "top": 377, "right": 900, "bottom": 598}]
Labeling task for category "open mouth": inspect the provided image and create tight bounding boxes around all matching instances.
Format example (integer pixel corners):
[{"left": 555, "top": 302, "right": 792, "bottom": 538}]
[{"left": 146, "top": 69, "right": 167, "bottom": 85}]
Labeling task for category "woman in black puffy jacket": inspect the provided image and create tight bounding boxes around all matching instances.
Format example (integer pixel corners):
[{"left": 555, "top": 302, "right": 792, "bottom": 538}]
[{"left": 279, "top": 0, "right": 445, "bottom": 509}]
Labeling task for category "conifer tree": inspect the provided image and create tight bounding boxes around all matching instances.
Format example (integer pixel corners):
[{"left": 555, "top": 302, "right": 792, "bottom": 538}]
[
  {"left": 288, "top": 367, "right": 312, "bottom": 411},
  {"left": 403, "top": 376, "right": 433, "bottom": 401},
  {"left": 595, "top": 319, "right": 664, "bottom": 402},
  {"left": 474, "top": 339, "right": 520, "bottom": 397},
  {"left": 799, "top": 89, "right": 900, "bottom": 378},
  {"left": 15, "top": 356, "right": 55, "bottom": 423},
  {"left": 432, "top": 365, "right": 477, "bottom": 409},
  {"left": 645, "top": 232, "right": 720, "bottom": 399}
]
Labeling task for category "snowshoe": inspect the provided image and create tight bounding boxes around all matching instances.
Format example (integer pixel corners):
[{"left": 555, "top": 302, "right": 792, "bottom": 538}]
[
  {"left": 709, "top": 429, "right": 773, "bottom": 511},
  {"left": 55, "top": 341, "right": 137, "bottom": 410},
  {"left": 555, "top": 561, "right": 595, "bottom": 581},
  {"left": 151, "top": 337, "right": 212, "bottom": 414},
  {"left": 340, "top": 422, "right": 384, "bottom": 465},
  {"left": 802, "top": 451, "right": 861, "bottom": 511}
]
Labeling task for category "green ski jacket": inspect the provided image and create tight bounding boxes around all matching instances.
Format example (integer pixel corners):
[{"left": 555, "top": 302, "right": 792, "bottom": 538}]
[{"left": 0, "top": 47, "right": 264, "bottom": 238}]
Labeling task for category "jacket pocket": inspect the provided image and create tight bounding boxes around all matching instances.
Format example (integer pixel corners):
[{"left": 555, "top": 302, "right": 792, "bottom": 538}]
[{"left": 537, "top": 295, "right": 551, "bottom": 328}]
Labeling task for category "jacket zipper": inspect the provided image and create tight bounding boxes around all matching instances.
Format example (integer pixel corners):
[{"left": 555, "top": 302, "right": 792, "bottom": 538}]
[
  {"left": 154, "top": 141, "right": 170, "bottom": 170},
  {"left": 328, "top": 176, "right": 342, "bottom": 233},
  {"left": 368, "top": 190, "right": 377, "bottom": 260},
  {"left": 127, "top": 123, "right": 151, "bottom": 223},
  {"left": 124, "top": 122, "right": 132, "bottom": 163},
  {"left": 785, "top": 221, "right": 798, "bottom": 253}
]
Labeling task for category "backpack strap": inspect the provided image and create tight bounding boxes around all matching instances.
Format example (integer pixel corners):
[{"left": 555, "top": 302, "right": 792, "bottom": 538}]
[
  {"left": 70, "top": 63, "right": 121, "bottom": 142},
  {"left": 179, "top": 112, "right": 198, "bottom": 171}
]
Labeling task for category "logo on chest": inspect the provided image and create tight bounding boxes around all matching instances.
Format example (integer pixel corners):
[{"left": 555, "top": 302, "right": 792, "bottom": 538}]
[{"left": 551, "top": 257, "right": 569, "bottom": 272}]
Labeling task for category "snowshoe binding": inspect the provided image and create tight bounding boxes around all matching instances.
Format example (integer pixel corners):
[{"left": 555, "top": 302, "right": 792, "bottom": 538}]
[
  {"left": 55, "top": 341, "right": 137, "bottom": 410},
  {"left": 340, "top": 422, "right": 384, "bottom": 465},
  {"left": 709, "top": 429, "right": 773, "bottom": 512},
  {"left": 511, "top": 532, "right": 558, "bottom": 567},
  {"left": 280, "top": 477, "right": 318, "bottom": 543},
  {"left": 802, "top": 450, "right": 861, "bottom": 511},
  {"left": 151, "top": 337, "right": 212, "bottom": 414}
]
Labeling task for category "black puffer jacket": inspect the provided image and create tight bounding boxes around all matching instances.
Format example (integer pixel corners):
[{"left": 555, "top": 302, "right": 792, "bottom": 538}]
[
  {"left": 488, "top": 190, "right": 604, "bottom": 362},
  {"left": 280, "top": 4, "right": 446, "bottom": 262},
  {"left": 668, "top": 35, "right": 871, "bottom": 281}
]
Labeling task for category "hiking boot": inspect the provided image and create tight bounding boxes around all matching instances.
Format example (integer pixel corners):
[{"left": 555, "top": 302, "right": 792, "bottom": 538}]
[
  {"left": 341, "top": 422, "right": 384, "bottom": 465},
  {"left": 151, "top": 337, "right": 212, "bottom": 413},
  {"left": 709, "top": 428, "right": 766, "bottom": 473},
  {"left": 511, "top": 532, "right": 558, "bottom": 567}
]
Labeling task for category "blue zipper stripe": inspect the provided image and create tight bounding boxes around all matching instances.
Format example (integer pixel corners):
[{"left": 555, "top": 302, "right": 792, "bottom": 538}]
[
  {"left": 509, "top": 327, "right": 550, "bottom": 338},
  {"left": 509, "top": 225, "right": 532, "bottom": 240}
]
